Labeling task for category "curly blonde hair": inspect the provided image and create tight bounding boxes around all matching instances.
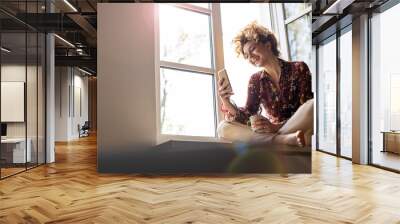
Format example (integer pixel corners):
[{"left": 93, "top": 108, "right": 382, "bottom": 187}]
[{"left": 232, "top": 21, "right": 280, "bottom": 57}]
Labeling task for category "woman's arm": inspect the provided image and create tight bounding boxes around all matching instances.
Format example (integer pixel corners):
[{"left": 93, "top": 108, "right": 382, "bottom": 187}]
[{"left": 220, "top": 98, "right": 238, "bottom": 118}]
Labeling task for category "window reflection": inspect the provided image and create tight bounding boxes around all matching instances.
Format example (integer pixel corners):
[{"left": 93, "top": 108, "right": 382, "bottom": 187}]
[
  {"left": 286, "top": 15, "right": 312, "bottom": 66},
  {"left": 339, "top": 29, "right": 352, "bottom": 158},
  {"left": 283, "top": 3, "right": 307, "bottom": 19}
]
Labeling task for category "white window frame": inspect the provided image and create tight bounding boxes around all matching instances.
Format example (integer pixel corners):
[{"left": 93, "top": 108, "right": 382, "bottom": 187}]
[
  {"left": 154, "top": 3, "right": 218, "bottom": 144},
  {"left": 154, "top": 3, "right": 289, "bottom": 144},
  {"left": 270, "top": 3, "right": 290, "bottom": 60}
]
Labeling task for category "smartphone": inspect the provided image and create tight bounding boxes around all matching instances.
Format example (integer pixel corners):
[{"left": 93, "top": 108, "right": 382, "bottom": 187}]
[{"left": 217, "top": 69, "right": 233, "bottom": 92}]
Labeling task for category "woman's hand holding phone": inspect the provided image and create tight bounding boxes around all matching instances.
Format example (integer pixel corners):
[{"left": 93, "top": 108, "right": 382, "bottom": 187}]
[
  {"left": 217, "top": 69, "right": 233, "bottom": 101},
  {"left": 218, "top": 78, "right": 233, "bottom": 100},
  {"left": 217, "top": 69, "right": 238, "bottom": 119}
]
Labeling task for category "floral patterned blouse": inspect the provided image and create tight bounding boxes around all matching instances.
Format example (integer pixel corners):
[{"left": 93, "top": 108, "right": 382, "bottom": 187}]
[{"left": 222, "top": 59, "right": 313, "bottom": 125}]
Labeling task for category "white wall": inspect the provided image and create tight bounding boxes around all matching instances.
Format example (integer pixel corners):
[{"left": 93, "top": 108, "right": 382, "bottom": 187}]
[
  {"left": 1, "top": 66, "right": 26, "bottom": 133},
  {"left": 97, "top": 3, "right": 157, "bottom": 172},
  {"left": 55, "top": 67, "right": 70, "bottom": 141},
  {"left": 1, "top": 65, "right": 37, "bottom": 138},
  {"left": 55, "top": 67, "right": 89, "bottom": 141},
  {"left": 72, "top": 73, "right": 89, "bottom": 137}
]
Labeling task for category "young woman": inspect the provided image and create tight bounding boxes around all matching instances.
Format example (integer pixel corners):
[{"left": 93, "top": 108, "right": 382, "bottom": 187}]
[{"left": 217, "top": 22, "right": 313, "bottom": 147}]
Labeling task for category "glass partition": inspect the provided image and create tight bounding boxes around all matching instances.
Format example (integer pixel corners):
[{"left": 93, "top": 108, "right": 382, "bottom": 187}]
[
  {"left": 316, "top": 26, "right": 353, "bottom": 160},
  {"left": 0, "top": 1, "right": 46, "bottom": 179},
  {"left": 1, "top": 31, "right": 28, "bottom": 177},
  {"left": 370, "top": 3, "right": 400, "bottom": 171},
  {"left": 317, "top": 36, "right": 337, "bottom": 154}
]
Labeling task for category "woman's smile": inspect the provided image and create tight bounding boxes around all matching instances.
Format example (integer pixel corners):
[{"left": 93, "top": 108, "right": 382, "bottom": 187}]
[{"left": 251, "top": 55, "right": 261, "bottom": 66}]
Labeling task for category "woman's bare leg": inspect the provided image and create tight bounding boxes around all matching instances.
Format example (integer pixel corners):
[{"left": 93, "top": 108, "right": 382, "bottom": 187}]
[
  {"left": 278, "top": 99, "right": 314, "bottom": 134},
  {"left": 217, "top": 98, "right": 313, "bottom": 146},
  {"left": 217, "top": 120, "right": 303, "bottom": 146},
  {"left": 272, "top": 99, "right": 314, "bottom": 146},
  {"left": 272, "top": 130, "right": 305, "bottom": 147},
  {"left": 217, "top": 121, "right": 275, "bottom": 142}
]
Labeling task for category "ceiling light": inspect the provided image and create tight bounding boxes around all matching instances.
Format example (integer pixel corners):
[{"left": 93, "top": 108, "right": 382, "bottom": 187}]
[
  {"left": 78, "top": 67, "right": 93, "bottom": 76},
  {"left": 54, "top": 34, "right": 75, "bottom": 48},
  {"left": 1, "top": 47, "right": 11, "bottom": 53},
  {"left": 63, "top": 0, "right": 78, "bottom": 12},
  {"left": 322, "top": 0, "right": 354, "bottom": 15}
]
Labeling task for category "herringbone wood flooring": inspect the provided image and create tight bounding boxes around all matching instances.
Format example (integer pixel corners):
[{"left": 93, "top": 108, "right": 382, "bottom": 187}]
[{"left": 1, "top": 135, "right": 400, "bottom": 224}]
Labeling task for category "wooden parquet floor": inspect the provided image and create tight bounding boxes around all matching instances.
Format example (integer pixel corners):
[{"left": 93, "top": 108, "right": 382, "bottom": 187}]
[{"left": 1, "top": 135, "right": 400, "bottom": 224}]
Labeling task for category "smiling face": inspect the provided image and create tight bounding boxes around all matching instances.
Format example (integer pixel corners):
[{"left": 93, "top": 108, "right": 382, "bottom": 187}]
[
  {"left": 233, "top": 22, "right": 281, "bottom": 67},
  {"left": 242, "top": 40, "right": 273, "bottom": 67}
]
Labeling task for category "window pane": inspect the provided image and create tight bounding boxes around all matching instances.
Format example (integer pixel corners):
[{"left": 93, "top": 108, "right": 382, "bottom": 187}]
[
  {"left": 286, "top": 14, "right": 312, "bottom": 66},
  {"left": 283, "top": 3, "right": 307, "bottom": 19},
  {"left": 371, "top": 3, "right": 400, "bottom": 171},
  {"left": 339, "top": 29, "right": 352, "bottom": 158},
  {"left": 27, "top": 31, "right": 38, "bottom": 169},
  {"left": 160, "top": 68, "right": 216, "bottom": 137},
  {"left": 317, "top": 37, "right": 337, "bottom": 154},
  {"left": 159, "top": 5, "right": 212, "bottom": 68},
  {"left": 220, "top": 3, "right": 271, "bottom": 107}
]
